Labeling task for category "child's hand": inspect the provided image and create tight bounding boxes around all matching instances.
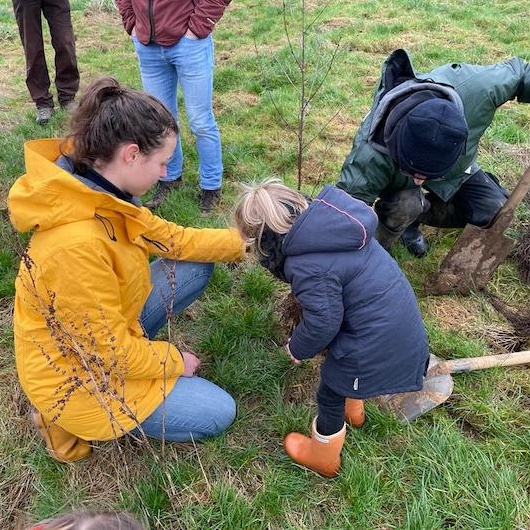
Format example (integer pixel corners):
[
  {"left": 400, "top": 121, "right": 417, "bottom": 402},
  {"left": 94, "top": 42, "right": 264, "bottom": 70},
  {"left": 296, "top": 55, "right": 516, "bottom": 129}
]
[
  {"left": 181, "top": 351, "right": 201, "bottom": 376},
  {"left": 285, "top": 341, "right": 301, "bottom": 365}
]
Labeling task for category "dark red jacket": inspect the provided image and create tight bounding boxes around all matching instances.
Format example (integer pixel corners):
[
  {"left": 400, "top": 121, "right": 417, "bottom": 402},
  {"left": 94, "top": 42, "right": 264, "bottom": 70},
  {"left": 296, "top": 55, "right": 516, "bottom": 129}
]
[{"left": 116, "top": 0, "right": 231, "bottom": 46}]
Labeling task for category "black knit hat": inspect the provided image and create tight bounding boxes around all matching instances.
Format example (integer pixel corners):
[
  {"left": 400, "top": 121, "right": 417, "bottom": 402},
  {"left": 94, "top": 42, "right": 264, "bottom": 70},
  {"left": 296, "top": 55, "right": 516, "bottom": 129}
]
[{"left": 385, "top": 97, "right": 468, "bottom": 179}]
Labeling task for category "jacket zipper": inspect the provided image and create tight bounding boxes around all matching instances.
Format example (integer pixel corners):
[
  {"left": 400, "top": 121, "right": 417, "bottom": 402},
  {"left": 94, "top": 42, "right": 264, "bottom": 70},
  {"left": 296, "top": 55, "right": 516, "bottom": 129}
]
[{"left": 148, "top": 0, "right": 155, "bottom": 42}]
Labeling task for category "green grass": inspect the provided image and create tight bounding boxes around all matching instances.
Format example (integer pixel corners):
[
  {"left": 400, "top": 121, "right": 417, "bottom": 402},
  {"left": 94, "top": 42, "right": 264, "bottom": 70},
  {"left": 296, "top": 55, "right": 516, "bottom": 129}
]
[{"left": 2, "top": 0, "right": 530, "bottom": 528}]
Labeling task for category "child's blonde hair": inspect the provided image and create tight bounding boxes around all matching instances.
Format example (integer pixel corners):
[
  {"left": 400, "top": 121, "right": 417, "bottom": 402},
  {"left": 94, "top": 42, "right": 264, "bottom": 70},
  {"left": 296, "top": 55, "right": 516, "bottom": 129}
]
[{"left": 234, "top": 179, "right": 309, "bottom": 245}]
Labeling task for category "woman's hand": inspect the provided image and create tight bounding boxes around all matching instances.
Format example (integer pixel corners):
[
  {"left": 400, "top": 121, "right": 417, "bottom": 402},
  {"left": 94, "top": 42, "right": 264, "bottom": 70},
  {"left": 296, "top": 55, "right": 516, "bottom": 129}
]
[
  {"left": 285, "top": 341, "right": 301, "bottom": 365},
  {"left": 181, "top": 351, "right": 201, "bottom": 376}
]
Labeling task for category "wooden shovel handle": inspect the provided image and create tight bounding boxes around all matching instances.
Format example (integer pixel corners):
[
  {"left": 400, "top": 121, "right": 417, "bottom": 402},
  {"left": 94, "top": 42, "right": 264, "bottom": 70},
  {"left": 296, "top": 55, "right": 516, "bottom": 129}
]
[
  {"left": 491, "top": 165, "right": 530, "bottom": 233},
  {"left": 434, "top": 350, "right": 530, "bottom": 375}
]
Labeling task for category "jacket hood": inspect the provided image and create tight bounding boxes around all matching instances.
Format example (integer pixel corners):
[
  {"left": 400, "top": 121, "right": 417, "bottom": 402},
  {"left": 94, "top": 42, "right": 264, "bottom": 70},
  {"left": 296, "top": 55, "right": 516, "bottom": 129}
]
[
  {"left": 8, "top": 139, "right": 148, "bottom": 238},
  {"left": 282, "top": 185, "right": 378, "bottom": 256},
  {"left": 368, "top": 49, "right": 464, "bottom": 157}
]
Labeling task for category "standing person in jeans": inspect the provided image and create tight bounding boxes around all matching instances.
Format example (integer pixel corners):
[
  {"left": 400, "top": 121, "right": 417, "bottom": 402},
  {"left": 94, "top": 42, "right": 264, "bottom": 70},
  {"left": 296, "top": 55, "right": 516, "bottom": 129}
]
[
  {"left": 116, "top": 0, "right": 230, "bottom": 215},
  {"left": 12, "top": 0, "right": 80, "bottom": 125}
]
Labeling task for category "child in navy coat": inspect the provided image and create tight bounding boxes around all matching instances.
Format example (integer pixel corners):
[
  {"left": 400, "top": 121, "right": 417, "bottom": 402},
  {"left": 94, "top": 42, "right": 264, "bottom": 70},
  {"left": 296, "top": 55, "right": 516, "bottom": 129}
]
[{"left": 234, "top": 180, "right": 429, "bottom": 477}]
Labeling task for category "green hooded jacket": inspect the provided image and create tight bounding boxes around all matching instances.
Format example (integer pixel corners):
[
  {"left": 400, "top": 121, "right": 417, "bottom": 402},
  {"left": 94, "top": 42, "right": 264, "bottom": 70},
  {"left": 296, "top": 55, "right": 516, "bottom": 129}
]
[{"left": 338, "top": 49, "right": 530, "bottom": 204}]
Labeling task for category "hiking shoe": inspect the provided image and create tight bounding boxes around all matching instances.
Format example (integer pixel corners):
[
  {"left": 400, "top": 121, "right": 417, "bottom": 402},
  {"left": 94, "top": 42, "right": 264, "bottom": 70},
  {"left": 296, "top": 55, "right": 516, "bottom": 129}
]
[
  {"left": 199, "top": 188, "right": 221, "bottom": 216},
  {"left": 401, "top": 224, "right": 429, "bottom": 258},
  {"left": 36, "top": 106, "right": 54, "bottom": 125},
  {"left": 144, "top": 178, "right": 183, "bottom": 209}
]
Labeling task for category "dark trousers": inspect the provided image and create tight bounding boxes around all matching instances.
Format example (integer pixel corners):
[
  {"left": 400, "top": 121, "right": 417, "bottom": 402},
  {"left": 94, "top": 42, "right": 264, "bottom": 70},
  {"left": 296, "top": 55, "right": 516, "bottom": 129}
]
[
  {"left": 419, "top": 170, "right": 508, "bottom": 228},
  {"left": 12, "top": 0, "right": 79, "bottom": 108},
  {"left": 316, "top": 382, "right": 345, "bottom": 436},
  {"left": 375, "top": 170, "right": 508, "bottom": 249}
]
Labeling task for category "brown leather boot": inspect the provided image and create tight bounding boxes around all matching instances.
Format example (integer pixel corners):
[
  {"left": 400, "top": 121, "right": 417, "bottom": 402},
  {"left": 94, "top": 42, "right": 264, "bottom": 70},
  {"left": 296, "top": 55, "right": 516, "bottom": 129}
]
[
  {"left": 345, "top": 398, "right": 365, "bottom": 427},
  {"left": 32, "top": 411, "right": 92, "bottom": 463},
  {"left": 283, "top": 417, "right": 346, "bottom": 478}
]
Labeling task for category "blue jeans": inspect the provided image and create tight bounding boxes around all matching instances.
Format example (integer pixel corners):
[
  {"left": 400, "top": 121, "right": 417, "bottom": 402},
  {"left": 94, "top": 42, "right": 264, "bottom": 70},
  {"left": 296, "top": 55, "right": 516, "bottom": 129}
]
[
  {"left": 133, "top": 259, "right": 236, "bottom": 442},
  {"left": 132, "top": 35, "right": 222, "bottom": 190}
]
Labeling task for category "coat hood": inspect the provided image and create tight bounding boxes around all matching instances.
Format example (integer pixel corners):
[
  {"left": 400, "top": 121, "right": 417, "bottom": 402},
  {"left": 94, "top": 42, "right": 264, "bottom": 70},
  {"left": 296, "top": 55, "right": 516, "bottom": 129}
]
[
  {"left": 368, "top": 49, "right": 464, "bottom": 158},
  {"left": 283, "top": 185, "right": 378, "bottom": 256},
  {"left": 8, "top": 139, "right": 149, "bottom": 240}
]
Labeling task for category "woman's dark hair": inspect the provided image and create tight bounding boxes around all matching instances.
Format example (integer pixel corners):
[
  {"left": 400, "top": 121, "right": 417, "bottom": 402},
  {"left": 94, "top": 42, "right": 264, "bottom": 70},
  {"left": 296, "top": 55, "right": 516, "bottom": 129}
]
[{"left": 62, "top": 77, "right": 178, "bottom": 172}]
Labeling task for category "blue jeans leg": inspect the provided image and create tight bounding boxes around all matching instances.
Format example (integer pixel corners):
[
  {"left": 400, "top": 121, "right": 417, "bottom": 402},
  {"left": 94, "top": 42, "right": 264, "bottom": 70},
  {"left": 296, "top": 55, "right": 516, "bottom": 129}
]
[
  {"left": 132, "top": 35, "right": 222, "bottom": 189},
  {"left": 178, "top": 35, "right": 222, "bottom": 190},
  {"left": 140, "top": 259, "right": 214, "bottom": 339},
  {"left": 132, "top": 36, "right": 183, "bottom": 181},
  {"left": 132, "top": 376, "right": 237, "bottom": 442},
  {"left": 135, "top": 259, "right": 236, "bottom": 441}
]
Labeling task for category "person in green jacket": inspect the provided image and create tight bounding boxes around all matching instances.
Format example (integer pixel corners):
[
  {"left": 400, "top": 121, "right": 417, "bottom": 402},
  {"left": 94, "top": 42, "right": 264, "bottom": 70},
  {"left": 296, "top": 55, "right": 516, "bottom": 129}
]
[{"left": 337, "top": 49, "right": 530, "bottom": 257}]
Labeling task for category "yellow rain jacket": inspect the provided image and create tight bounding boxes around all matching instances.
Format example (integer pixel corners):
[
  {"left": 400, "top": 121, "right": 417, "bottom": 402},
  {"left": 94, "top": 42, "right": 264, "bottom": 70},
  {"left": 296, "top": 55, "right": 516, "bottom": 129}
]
[{"left": 9, "top": 139, "right": 244, "bottom": 441}]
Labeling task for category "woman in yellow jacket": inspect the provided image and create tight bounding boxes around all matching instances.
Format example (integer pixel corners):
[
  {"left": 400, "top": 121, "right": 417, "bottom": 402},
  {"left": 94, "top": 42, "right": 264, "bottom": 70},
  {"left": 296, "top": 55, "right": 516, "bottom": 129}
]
[{"left": 8, "top": 77, "right": 245, "bottom": 462}]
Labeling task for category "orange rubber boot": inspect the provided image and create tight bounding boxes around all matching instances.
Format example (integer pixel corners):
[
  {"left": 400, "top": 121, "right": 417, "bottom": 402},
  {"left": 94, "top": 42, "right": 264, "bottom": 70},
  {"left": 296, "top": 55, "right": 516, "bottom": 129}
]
[
  {"left": 345, "top": 398, "right": 365, "bottom": 427},
  {"left": 32, "top": 411, "right": 92, "bottom": 463},
  {"left": 283, "top": 417, "right": 346, "bottom": 478}
]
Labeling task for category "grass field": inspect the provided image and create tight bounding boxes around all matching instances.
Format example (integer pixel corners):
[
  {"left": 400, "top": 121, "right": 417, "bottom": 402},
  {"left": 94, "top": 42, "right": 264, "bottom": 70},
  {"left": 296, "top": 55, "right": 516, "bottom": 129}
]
[{"left": 2, "top": 0, "right": 530, "bottom": 528}]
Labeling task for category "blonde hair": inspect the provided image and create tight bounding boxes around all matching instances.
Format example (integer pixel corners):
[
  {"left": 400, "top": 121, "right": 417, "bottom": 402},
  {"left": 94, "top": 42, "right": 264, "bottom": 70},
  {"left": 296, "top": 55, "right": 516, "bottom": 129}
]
[{"left": 234, "top": 179, "right": 309, "bottom": 245}]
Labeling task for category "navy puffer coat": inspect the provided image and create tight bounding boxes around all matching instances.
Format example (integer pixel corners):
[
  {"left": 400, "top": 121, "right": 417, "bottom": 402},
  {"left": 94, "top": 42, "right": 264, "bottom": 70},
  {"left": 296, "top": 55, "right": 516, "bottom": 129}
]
[{"left": 284, "top": 185, "right": 429, "bottom": 398}]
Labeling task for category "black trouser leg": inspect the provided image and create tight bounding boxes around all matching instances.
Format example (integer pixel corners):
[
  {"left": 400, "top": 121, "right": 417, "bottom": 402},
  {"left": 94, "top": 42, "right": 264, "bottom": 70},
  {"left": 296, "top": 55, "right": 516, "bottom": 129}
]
[
  {"left": 42, "top": 0, "right": 79, "bottom": 105},
  {"left": 12, "top": 0, "right": 53, "bottom": 108},
  {"left": 316, "top": 382, "right": 345, "bottom": 435},
  {"left": 420, "top": 170, "right": 508, "bottom": 228},
  {"left": 376, "top": 170, "right": 508, "bottom": 247}
]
